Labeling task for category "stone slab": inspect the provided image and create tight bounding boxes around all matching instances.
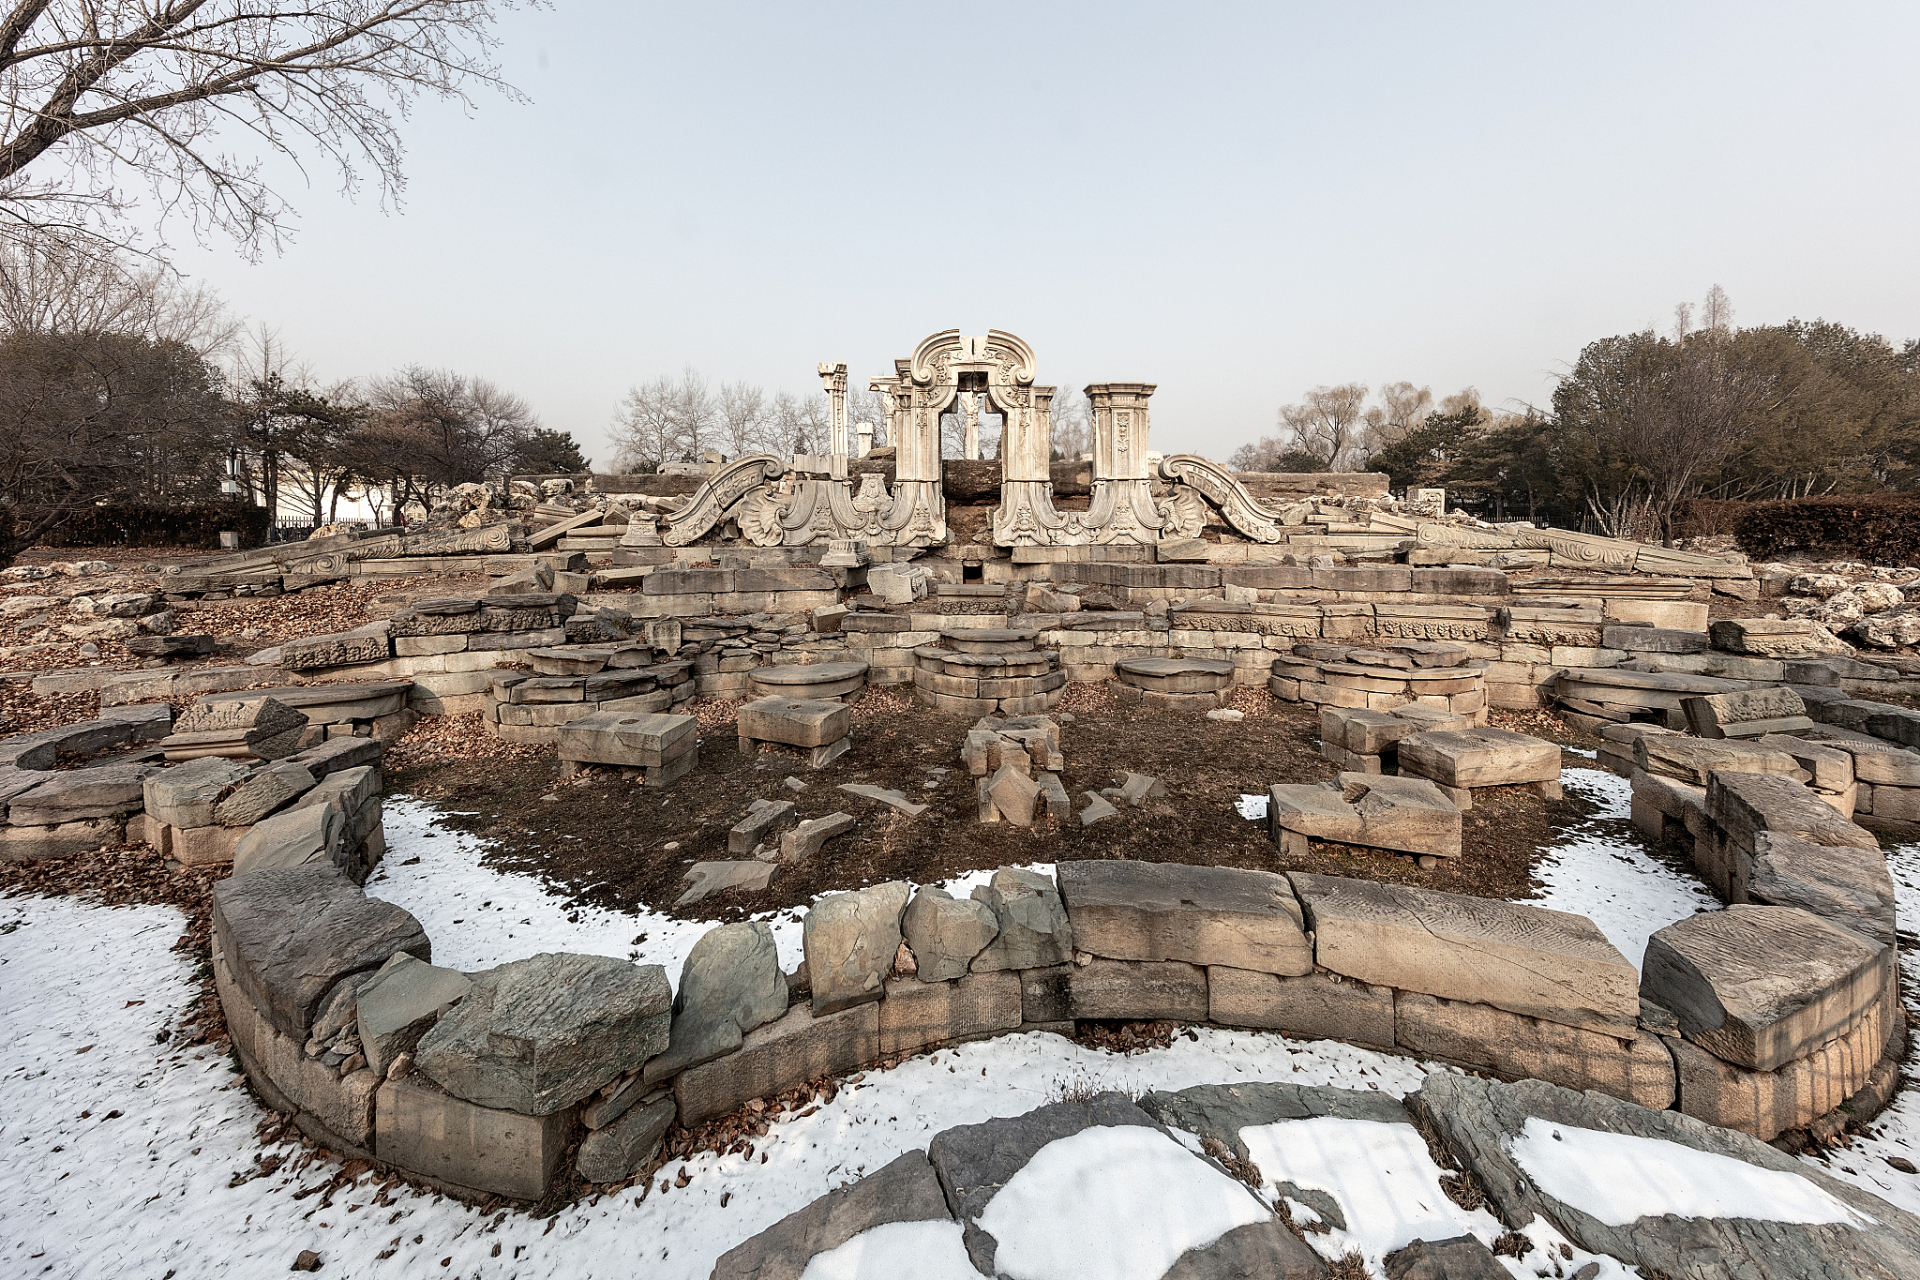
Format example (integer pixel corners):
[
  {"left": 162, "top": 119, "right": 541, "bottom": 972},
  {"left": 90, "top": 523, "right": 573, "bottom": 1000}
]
[
  {"left": 1056, "top": 860, "right": 1311, "bottom": 976},
  {"left": 374, "top": 1076, "right": 574, "bottom": 1202},
  {"left": 673, "top": 1001, "right": 880, "bottom": 1127}
]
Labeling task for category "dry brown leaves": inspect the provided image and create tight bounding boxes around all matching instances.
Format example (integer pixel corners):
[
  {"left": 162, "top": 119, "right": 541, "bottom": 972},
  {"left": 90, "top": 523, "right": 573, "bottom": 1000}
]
[
  {"left": 848, "top": 683, "right": 914, "bottom": 722},
  {"left": 1224, "top": 684, "right": 1276, "bottom": 715},
  {"left": 0, "top": 683, "right": 102, "bottom": 736},
  {"left": 1052, "top": 680, "right": 1113, "bottom": 717},
  {"left": 1075, "top": 1019, "right": 1178, "bottom": 1055},
  {"left": 689, "top": 697, "right": 743, "bottom": 732},
  {"left": 385, "top": 712, "right": 546, "bottom": 771}
]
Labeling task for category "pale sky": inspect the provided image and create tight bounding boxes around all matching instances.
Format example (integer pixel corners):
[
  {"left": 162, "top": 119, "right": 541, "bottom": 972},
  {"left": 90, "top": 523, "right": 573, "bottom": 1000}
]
[{"left": 166, "top": 1, "right": 1920, "bottom": 469}]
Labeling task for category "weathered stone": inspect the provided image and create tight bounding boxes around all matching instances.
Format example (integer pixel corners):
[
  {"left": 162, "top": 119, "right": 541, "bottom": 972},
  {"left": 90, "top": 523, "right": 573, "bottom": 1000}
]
[
  {"left": 902, "top": 886, "right": 1000, "bottom": 982},
  {"left": 355, "top": 952, "right": 474, "bottom": 1077},
  {"left": 1382, "top": 1236, "right": 1511, "bottom": 1280},
  {"left": 1633, "top": 735, "right": 1804, "bottom": 785},
  {"left": 414, "top": 952, "right": 672, "bottom": 1116},
  {"left": 1396, "top": 726, "right": 1560, "bottom": 789},
  {"left": 211, "top": 864, "right": 428, "bottom": 1038},
  {"left": 1668, "top": 998, "right": 1898, "bottom": 1140},
  {"left": 1709, "top": 617, "right": 1851, "bottom": 658},
  {"left": 1078, "top": 791, "right": 1119, "bottom": 826},
  {"left": 674, "top": 860, "right": 776, "bottom": 907},
  {"left": 728, "top": 797, "right": 795, "bottom": 855},
  {"left": 214, "top": 953, "right": 378, "bottom": 1154},
  {"left": 1642, "top": 904, "right": 1889, "bottom": 1072},
  {"left": 803, "top": 881, "right": 911, "bottom": 1015},
  {"left": 982, "top": 761, "right": 1040, "bottom": 825},
  {"left": 1684, "top": 686, "right": 1813, "bottom": 739},
  {"left": 1269, "top": 774, "right": 1462, "bottom": 859},
  {"left": 1138, "top": 1080, "right": 1411, "bottom": 1174},
  {"left": 969, "top": 868, "right": 1073, "bottom": 972},
  {"left": 877, "top": 971, "right": 1022, "bottom": 1057},
  {"left": 709, "top": 1150, "right": 952, "bottom": 1280},
  {"left": 1417, "top": 1071, "right": 1920, "bottom": 1277},
  {"left": 1068, "top": 957, "right": 1208, "bottom": 1021},
  {"left": 1395, "top": 990, "right": 1675, "bottom": 1108},
  {"left": 1113, "top": 656, "right": 1236, "bottom": 693},
  {"left": 214, "top": 760, "right": 316, "bottom": 826},
  {"left": 1115, "top": 771, "right": 1166, "bottom": 807},
  {"left": 1057, "top": 860, "right": 1311, "bottom": 976},
  {"left": 1746, "top": 831, "right": 1897, "bottom": 946},
  {"left": 168, "top": 695, "right": 309, "bottom": 755},
  {"left": 1707, "top": 770, "right": 1878, "bottom": 855},
  {"left": 674, "top": 1001, "right": 879, "bottom": 1127},
  {"left": 374, "top": 1076, "right": 573, "bottom": 1201},
  {"left": 575, "top": 1093, "right": 675, "bottom": 1184},
  {"left": 1601, "top": 624, "right": 1709, "bottom": 654},
  {"left": 0, "top": 817, "right": 123, "bottom": 859},
  {"left": 750, "top": 660, "right": 869, "bottom": 700},
  {"left": 556, "top": 710, "right": 696, "bottom": 767},
  {"left": 837, "top": 783, "right": 929, "bottom": 816},
  {"left": 231, "top": 801, "right": 344, "bottom": 877},
  {"left": 282, "top": 735, "right": 383, "bottom": 779},
  {"left": 1751, "top": 734, "right": 1854, "bottom": 792},
  {"left": 779, "top": 811, "right": 855, "bottom": 862},
  {"left": 1290, "top": 872, "right": 1638, "bottom": 1032},
  {"left": 737, "top": 696, "right": 852, "bottom": 748},
  {"left": 1207, "top": 966, "right": 1395, "bottom": 1047},
  {"left": 279, "top": 621, "right": 392, "bottom": 670},
  {"left": 7, "top": 762, "right": 157, "bottom": 824},
  {"left": 672, "top": 921, "right": 789, "bottom": 1047}
]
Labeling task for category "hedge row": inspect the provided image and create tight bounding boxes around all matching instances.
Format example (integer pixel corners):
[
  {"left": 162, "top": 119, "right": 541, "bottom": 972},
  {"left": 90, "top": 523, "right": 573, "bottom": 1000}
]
[
  {"left": 28, "top": 502, "right": 274, "bottom": 550},
  {"left": 1688, "top": 495, "right": 1920, "bottom": 564}
]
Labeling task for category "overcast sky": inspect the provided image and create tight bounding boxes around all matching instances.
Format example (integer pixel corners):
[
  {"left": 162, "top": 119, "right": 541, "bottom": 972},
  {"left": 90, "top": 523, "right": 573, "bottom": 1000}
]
[{"left": 167, "top": 1, "right": 1920, "bottom": 468}]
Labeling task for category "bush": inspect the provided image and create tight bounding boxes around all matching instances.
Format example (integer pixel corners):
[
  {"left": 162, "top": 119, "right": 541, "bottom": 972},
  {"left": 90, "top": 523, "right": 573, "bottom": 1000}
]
[
  {"left": 1713, "top": 495, "right": 1920, "bottom": 565},
  {"left": 27, "top": 502, "right": 274, "bottom": 550}
]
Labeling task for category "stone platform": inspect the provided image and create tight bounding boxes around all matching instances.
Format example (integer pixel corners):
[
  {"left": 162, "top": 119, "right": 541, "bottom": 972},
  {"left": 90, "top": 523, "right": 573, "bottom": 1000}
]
[
  {"left": 911, "top": 629, "right": 1064, "bottom": 717},
  {"left": 748, "top": 660, "right": 870, "bottom": 701},
  {"left": 1108, "top": 656, "right": 1236, "bottom": 710}
]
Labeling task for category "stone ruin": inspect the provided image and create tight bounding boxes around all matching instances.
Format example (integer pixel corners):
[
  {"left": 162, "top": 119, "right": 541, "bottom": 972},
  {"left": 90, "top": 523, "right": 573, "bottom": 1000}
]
[{"left": 7, "top": 325, "right": 1920, "bottom": 1275}]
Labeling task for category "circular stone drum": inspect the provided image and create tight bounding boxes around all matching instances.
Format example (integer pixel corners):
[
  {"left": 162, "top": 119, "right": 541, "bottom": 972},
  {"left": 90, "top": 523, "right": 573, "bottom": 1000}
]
[
  {"left": 747, "top": 660, "right": 870, "bottom": 701},
  {"left": 1111, "top": 656, "right": 1237, "bottom": 710}
]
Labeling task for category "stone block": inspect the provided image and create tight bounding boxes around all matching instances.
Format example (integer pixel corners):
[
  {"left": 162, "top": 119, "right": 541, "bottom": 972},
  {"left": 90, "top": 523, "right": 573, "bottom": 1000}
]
[
  {"left": 1068, "top": 958, "right": 1208, "bottom": 1021},
  {"left": 1706, "top": 771, "right": 1878, "bottom": 855},
  {"left": 1641, "top": 904, "right": 1889, "bottom": 1072},
  {"left": 211, "top": 864, "right": 428, "bottom": 1038},
  {"left": 0, "top": 817, "right": 122, "bottom": 860},
  {"left": 215, "top": 761, "right": 316, "bottom": 827},
  {"left": 877, "top": 971, "right": 1022, "bottom": 1057},
  {"left": 902, "top": 886, "right": 1000, "bottom": 981},
  {"left": 1684, "top": 686, "right": 1813, "bottom": 739},
  {"left": 556, "top": 710, "right": 696, "bottom": 768},
  {"left": 1745, "top": 831, "right": 1896, "bottom": 946},
  {"left": 737, "top": 696, "right": 853, "bottom": 749},
  {"left": 1395, "top": 726, "right": 1560, "bottom": 788},
  {"left": 279, "top": 621, "right": 392, "bottom": 670},
  {"left": 1056, "top": 860, "right": 1311, "bottom": 976},
  {"left": 7, "top": 762, "right": 156, "bottom": 825},
  {"left": 1205, "top": 966, "right": 1394, "bottom": 1048},
  {"left": 674, "top": 860, "right": 776, "bottom": 908},
  {"left": 1394, "top": 990, "right": 1675, "bottom": 1109},
  {"left": 728, "top": 797, "right": 795, "bottom": 855},
  {"left": 1634, "top": 735, "right": 1804, "bottom": 786},
  {"left": 172, "top": 821, "right": 243, "bottom": 865},
  {"left": 709, "top": 1150, "right": 952, "bottom": 1280},
  {"left": 214, "top": 953, "right": 377, "bottom": 1153},
  {"left": 414, "top": 952, "right": 671, "bottom": 1115},
  {"left": 969, "top": 868, "right": 1073, "bottom": 972},
  {"left": 1668, "top": 996, "right": 1896, "bottom": 1141},
  {"left": 674, "top": 1001, "right": 880, "bottom": 1127},
  {"left": 232, "top": 801, "right": 345, "bottom": 878},
  {"left": 1289, "top": 872, "right": 1638, "bottom": 1032},
  {"left": 576, "top": 1094, "right": 675, "bottom": 1184},
  {"left": 804, "top": 881, "right": 911, "bottom": 1015},
  {"left": 1602, "top": 624, "right": 1709, "bottom": 653},
  {"left": 374, "top": 1076, "right": 574, "bottom": 1201},
  {"left": 1268, "top": 774, "right": 1462, "bottom": 859},
  {"left": 355, "top": 953, "right": 474, "bottom": 1077},
  {"left": 779, "top": 811, "right": 855, "bottom": 863}
]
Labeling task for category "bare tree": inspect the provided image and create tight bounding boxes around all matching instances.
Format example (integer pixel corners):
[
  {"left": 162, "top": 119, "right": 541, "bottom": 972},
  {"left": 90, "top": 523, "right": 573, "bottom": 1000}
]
[
  {"left": 610, "top": 376, "right": 682, "bottom": 473},
  {"left": 0, "top": 0, "right": 533, "bottom": 256},
  {"left": 1278, "top": 383, "right": 1370, "bottom": 468},
  {"left": 0, "top": 235, "right": 238, "bottom": 356},
  {"left": 714, "top": 379, "right": 770, "bottom": 457},
  {"left": 1049, "top": 384, "right": 1091, "bottom": 460},
  {"left": 1360, "top": 381, "right": 1432, "bottom": 453}
]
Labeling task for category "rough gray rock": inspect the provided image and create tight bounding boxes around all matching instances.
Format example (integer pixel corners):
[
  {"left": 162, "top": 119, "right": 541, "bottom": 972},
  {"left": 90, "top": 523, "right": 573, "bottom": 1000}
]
[
  {"left": 1138, "top": 1081, "right": 1411, "bottom": 1173},
  {"left": 710, "top": 1150, "right": 952, "bottom": 1280},
  {"left": 644, "top": 921, "right": 791, "bottom": 1084},
  {"left": 210, "top": 864, "right": 429, "bottom": 1038},
  {"left": 901, "top": 885, "right": 1000, "bottom": 982},
  {"left": 7, "top": 762, "right": 158, "bottom": 824},
  {"left": 968, "top": 868, "right": 1073, "bottom": 972},
  {"left": 803, "top": 881, "right": 911, "bottom": 1015},
  {"left": 1746, "top": 831, "right": 1897, "bottom": 946},
  {"left": 576, "top": 1093, "right": 676, "bottom": 1184},
  {"left": 214, "top": 761, "right": 316, "bottom": 826},
  {"left": 414, "top": 952, "right": 671, "bottom": 1116},
  {"left": 354, "top": 952, "right": 474, "bottom": 1077},
  {"left": 1382, "top": 1235, "right": 1511, "bottom": 1279},
  {"left": 231, "top": 801, "right": 345, "bottom": 878},
  {"left": 1417, "top": 1072, "right": 1920, "bottom": 1280},
  {"left": 927, "top": 1094, "right": 1319, "bottom": 1279}
]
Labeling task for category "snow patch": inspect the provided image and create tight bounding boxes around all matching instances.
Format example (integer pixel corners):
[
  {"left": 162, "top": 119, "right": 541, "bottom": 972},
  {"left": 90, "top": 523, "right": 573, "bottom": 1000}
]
[
  {"left": 974, "top": 1125, "right": 1270, "bottom": 1280},
  {"left": 798, "top": 1219, "right": 977, "bottom": 1280},
  {"left": 1235, "top": 793, "right": 1269, "bottom": 820},
  {"left": 1511, "top": 1117, "right": 1873, "bottom": 1227}
]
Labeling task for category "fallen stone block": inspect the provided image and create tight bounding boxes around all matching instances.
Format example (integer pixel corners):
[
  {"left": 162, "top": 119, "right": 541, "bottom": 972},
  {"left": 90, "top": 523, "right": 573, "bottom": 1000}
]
[
  {"left": 7, "top": 762, "right": 158, "bottom": 825},
  {"left": 675, "top": 860, "right": 776, "bottom": 907},
  {"left": 779, "top": 811, "right": 855, "bottom": 863},
  {"left": 232, "top": 801, "right": 345, "bottom": 878},
  {"left": 1684, "top": 686, "right": 1814, "bottom": 739},
  {"left": 575, "top": 1093, "right": 674, "bottom": 1184},
  {"left": 1634, "top": 735, "right": 1805, "bottom": 786},
  {"left": 414, "top": 952, "right": 671, "bottom": 1116},
  {"left": 1114, "top": 771, "right": 1166, "bottom": 807},
  {"left": 1206, "top": 966, "right": 1395, "bottom": 1049},
  {"left": 902, "top": 885, "right": 1000, "bottom": 982},
  {"left": 803, "top": 880, "right": 910, "bottom": 1015},
  {"left": 969, "top": 868, "right": 1072, "bottom": 972},
  {"left": 279, "top": 621, "right": 393, "bottom": 670},
  {"left": 1642, "top": 904, "right": 1889, "bottom": 1072},
  {"left": 557, "top": 710, "right": 696, "bottom": 768},
  {"left": 1289, "top": 872, "right": 1638, "bottom": 1032},
  {"left": 1745, "top": 831, "right": 1897, "bottom": 946},
  {"left": 1269, "top": 773, "right": 1462, "bottom": 859},
  {"left": 727, "top": 797, "right": 795, "bottom": 855},
  {"left": 1057, "top": 860, "right": 1310, "bottom": 975},
  {"left": 980, "top": 762, "right": 1040, "bottom": 825},
  {"left": 837, "top": 783, "right": 928, "bottom": 817},
  {"left": 214, "top": 760, "right": 316, "bottom": 827},
  {"left": 1077, "top": 791, "right": 1118, "bottom": 826},
  {"left": 355, "top": 952, "right": 474, "bottom": 1077},
  {"left": 737, "top": 696, "right": 852, "bottom": 749},
  {"left": 1395, "top": 726, "right": 1560, "bottom": 809}
]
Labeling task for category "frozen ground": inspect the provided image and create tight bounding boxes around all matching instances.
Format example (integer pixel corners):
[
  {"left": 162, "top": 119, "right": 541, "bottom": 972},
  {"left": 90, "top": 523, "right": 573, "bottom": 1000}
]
[{"left": 0, "top": 789, "right": 1915, "bottom": 1278}]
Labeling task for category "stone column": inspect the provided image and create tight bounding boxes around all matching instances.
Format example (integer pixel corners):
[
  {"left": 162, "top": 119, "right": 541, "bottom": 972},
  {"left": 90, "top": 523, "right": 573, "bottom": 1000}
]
[
  {"left": 962, "top": 391, "right": 982, "bottom": 461},
  {"left": 817, "top": 362, "right": 849, "bottom": 481},
  {"left": 855, "top": 421, "right": 873, "bottom": 458},
  {"left": 870, "top": 369, "right": 946, "bottom": 546},
  {"left": 1083, "top": 382, "right": 1165, "bottom": 544},
  {"left": 990, "top": 384, "right": 1075, "bottom": 547}
]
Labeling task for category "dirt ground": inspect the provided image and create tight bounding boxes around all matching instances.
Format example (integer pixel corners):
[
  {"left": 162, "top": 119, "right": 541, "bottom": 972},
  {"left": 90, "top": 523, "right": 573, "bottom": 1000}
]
[{"left": 388, "top": 687, "right": 1605, "bottom": 923}]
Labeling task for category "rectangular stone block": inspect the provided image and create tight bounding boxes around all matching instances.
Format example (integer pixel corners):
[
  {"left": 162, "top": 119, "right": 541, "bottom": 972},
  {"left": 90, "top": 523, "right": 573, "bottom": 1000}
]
[
  {"left": 216, "top": 955, "right": 379, "bottom": 1153},
  {"left": 396, "top": 634, "right": 468, "bottom": 656},
  {"left": 737, "top": 696, "right": 853, "bottom": 749},
  {"left": 1206, "top": 966, "right": 1393, "bottom": 1049},
  {"left": 674, "top": 1001, "right": 879, "bottom": 1127},
  {"left": 1068, "top": 958, "right": 1208, "bottom": 1022},
  {"left": 1394, "top": 991, "right": 1675, "bottom": 1109},
  {"left": 1289, "top": 872, "right": 1638, "bottom": 1032},
  {"left": 1018, "top": 965, "right": 1073, "bottom": 1024},
  {"left": 1056, "top": 861, "right": 1311, "bottom": 976},
  {"left": 1668, "top": 994, "right": 1895, "bottom": 1141},
  {"left": 375, "top": 1076, "right": 575, "bottom": 1201},
  {"left": 876, "top": 972, "right": 1022, "bottom": 1058}
]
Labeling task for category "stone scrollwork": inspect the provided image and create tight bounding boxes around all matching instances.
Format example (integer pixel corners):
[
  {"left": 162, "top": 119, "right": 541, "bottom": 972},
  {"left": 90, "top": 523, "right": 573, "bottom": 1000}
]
[
  {"left": 1415, "top": 522, "right": 1516, "bottom": 549},
  {"left": 1512, "top": 527, "right": 1640, "bottom": 571},
  {"left": 661, "top": 455, "right": 787, "bottom": 547},
  {"left": 1156, "top": 454, "right": 1290, "bottom": 544},
  {"left": 1156, "top": 486, "right": 1209, "bottom": 540}
]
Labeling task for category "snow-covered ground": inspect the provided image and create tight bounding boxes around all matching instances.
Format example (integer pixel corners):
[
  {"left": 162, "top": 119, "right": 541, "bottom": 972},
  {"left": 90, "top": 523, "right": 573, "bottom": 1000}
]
[{"left": 1, "top": 783, "right": 1915, "bottom": 1278}]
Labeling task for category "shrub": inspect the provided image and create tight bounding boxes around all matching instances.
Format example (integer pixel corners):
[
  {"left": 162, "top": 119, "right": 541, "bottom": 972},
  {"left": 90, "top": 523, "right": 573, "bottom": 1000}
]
[
  {"left": 27, "top": 502, "right": 274, "bottom": 550},
  {"left": 1713, "top": 495, "right": 1920, "bottom": 565}
]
